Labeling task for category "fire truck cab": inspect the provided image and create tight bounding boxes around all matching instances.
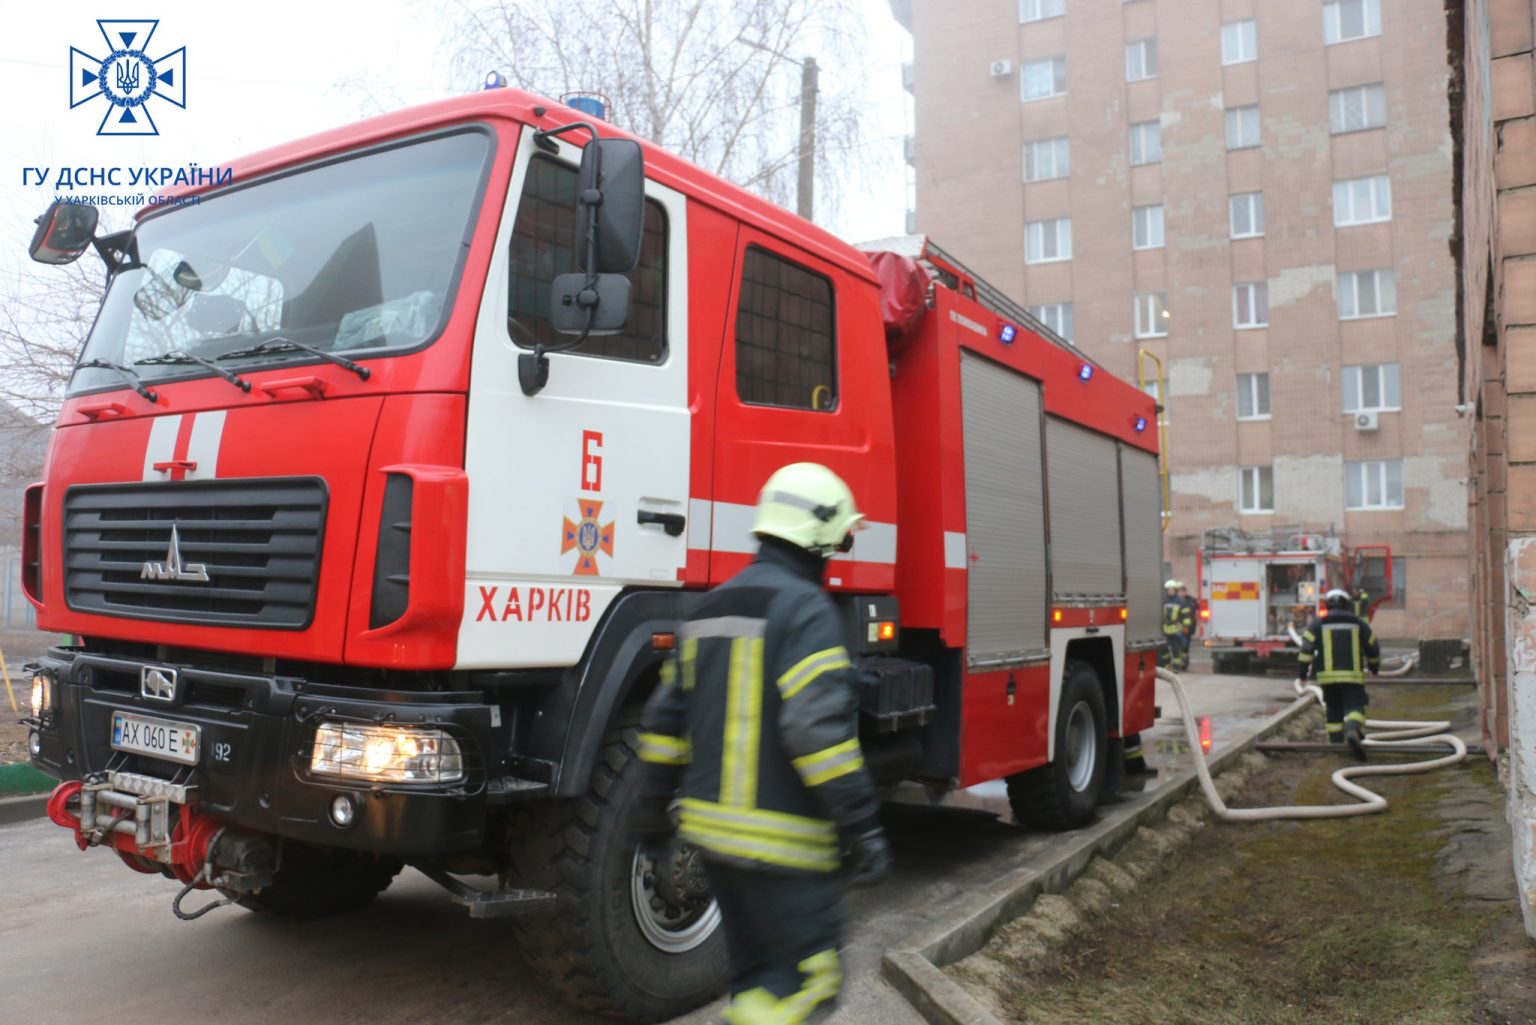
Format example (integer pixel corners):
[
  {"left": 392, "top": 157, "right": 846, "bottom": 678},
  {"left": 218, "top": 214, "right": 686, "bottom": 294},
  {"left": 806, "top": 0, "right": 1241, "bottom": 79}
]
[{"left": 21, "top": 89, "right": 1161, "bottom": 1021}]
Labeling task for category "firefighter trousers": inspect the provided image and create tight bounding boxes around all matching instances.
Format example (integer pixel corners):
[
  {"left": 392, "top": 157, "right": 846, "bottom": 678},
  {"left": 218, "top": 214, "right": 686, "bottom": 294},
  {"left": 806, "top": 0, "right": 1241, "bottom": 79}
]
[
  {"left": 1320, "top": 683, "right": 1368, "bottom": 741},
  {"left": 1163, "top": 632, "right": 1189, "bottom": 669},
  {"left": 704, "top": 858, "right": 845, "bottom": 1023}
]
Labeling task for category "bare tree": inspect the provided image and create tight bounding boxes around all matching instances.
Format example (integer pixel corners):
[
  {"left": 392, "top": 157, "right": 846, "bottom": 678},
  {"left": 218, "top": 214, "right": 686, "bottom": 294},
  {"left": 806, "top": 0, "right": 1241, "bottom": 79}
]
[
  {"left": 0, "top": 260, "right": 102, "bottom": 424},
  {"left": 441, "top": 0, "right": 869, "bottom": 217}
]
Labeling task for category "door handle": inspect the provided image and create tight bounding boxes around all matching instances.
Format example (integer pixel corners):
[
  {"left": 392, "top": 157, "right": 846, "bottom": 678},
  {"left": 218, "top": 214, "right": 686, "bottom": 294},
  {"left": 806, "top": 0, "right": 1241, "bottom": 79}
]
[{"left": 637, "top": 510, "right": 686, "bottom": 537}]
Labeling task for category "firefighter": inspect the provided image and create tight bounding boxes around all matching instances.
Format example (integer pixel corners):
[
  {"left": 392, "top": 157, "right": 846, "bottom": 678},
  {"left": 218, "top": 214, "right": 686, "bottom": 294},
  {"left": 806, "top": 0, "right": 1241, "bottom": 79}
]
[
  {"left": 1297, "top": 588, "right": 1381, "bottom": 760},
  {"left": 1177, "top": 581, "right": 1200, "bottom": 656},
  {"left": 1353, "top": 588, "right": 1372, "bottom": 622},
  {"left": 632, "top": 462, "right": 891, "bottom": 1025},
  {"left": 1162, "top": 580, "right": 1193, "bottom": 671}
]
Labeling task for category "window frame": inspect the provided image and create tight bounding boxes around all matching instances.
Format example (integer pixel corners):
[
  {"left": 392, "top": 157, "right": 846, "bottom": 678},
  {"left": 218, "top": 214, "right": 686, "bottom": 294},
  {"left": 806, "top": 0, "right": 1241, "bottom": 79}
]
[
  {"left": 1333, "top": 174, "right": 1393, "bottom": 226},
  {"left": 1324, "top": 0, "right": 1382, "bottom": 45},
  {"left": 1229, "top": 192, "right": 1265, "bottom": 239},
  {"left": 1021, "top": 56, "right": 1068, "bottom": 102},
  {"left": 1025, "top": 217, "right": 1073, "bottom": 264},
  {"left": 1129, "top": 120, "right": 1163, "bottom": 166},
  {"left": 1226, "top": 105, "right": 1261, "bottom": 150},
  {"left": 1126, "top": 38, "right": 1158, "bottom": 82},
  {"left": 1132, "top": 203, "right": 1165, "bottom": 250},
  {"left": 1020, "top": 0, "right": 1065, "bottom": 23},
  {"left": 1337, "top": 269, "right": 1397, "bottom": 319},
  {"left": 1345, "top": 458, "right": 1404, "bottom": 511},
  {"left": 1135, "top": 291, "right": 1169, "bottom": 338},
  {"left": 1236, "top": 372, "right": 1271, "bottom": 421},
  {"left": 1328, "top": 83, "right": 1387, "bottom": 134},
  {"left": 732, "top": 244, "right": 839, "bottom": 413},
  {"left": 1024, "top": 136, "right": 1071, "bottom": 182},
  {"left": 1027, "top": 301, "right": 1075, "bottom": 342},
  {"left": 1233, "top": 281, "right": 1269, "bottom": 329},
  {"left": 1222, "top": 19, "right": 1257, "bottom": 64},
  {"left": 1341, "top": 362, "right": 1402, "bottom": 412},
  {"left": 1239, "top": 466, "right": 1275, "bottom": 514}
]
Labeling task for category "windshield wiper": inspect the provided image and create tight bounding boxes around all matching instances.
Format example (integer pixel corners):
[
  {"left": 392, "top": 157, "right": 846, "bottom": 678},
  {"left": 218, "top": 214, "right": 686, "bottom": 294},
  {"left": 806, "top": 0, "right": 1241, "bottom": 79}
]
[
  {"left": 75, "top": 359, "right": 159, "bottom": 402},
  {"left": 135, "top": 350, "right": 251, "bottom": 393},
  {"left": 216, "top": 337, "right": 371, "bottom": 380}
]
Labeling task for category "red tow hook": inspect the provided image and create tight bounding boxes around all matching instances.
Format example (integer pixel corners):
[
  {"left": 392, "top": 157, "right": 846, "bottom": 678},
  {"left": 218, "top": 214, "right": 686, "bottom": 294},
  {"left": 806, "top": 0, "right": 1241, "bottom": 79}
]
[{"left": 46, "top": 781, "right": 88, "bottom": 850}]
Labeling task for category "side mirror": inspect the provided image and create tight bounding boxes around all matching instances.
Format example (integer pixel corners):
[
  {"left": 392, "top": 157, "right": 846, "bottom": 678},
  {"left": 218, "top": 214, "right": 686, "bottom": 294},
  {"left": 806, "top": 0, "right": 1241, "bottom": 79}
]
[
  {"left": 549, "top": 272, "right": 631, "bottom": 334},
  {"left": 576, "top": 138, "right": 645, "bottom": 274},
  {"left": 29, "top": 201, "right": 99, "bottom": 265}
]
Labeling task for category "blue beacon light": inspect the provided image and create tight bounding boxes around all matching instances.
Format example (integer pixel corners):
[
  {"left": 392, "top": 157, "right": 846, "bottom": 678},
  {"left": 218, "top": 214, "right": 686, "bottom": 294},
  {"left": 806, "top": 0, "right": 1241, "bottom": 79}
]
[
  {"left": 485, "top": 71, "right": 508, "bottom": 90},
  {"left": 1134, "top": 416, "right": 1148, "bottom": 432},
  {"left": 998, "top": 323, "right": 1017, "bottom": 345},
  {"left": 1078, "top": 363, "right": 1094, "bottom": 381}
]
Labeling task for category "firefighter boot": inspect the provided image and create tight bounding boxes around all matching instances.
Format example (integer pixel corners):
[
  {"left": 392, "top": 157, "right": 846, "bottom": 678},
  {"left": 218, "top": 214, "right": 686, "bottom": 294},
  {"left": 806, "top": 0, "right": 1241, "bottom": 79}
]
[
  {"left": 720, "top": 988, "right": 791, "bottom": 1025},
  {"left": 1345, "top": 719, "right": 1367, "bottom": 761}
]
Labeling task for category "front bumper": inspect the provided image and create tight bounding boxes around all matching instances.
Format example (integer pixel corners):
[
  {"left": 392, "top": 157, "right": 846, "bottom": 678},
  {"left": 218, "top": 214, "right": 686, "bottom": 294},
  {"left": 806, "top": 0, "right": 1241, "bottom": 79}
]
[{"left": 28, "top": 646, "right": 500, "bottom": 856}]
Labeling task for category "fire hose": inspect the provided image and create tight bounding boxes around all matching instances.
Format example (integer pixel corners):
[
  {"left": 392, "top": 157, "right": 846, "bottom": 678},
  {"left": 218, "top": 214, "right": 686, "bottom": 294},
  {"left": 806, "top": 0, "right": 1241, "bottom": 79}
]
[
  {"left": 1285, "top": 624, "right": 1417, "bottom": 676},
  {"left": 1158, "top": 667, "right": 1466, "bottom": 821}
]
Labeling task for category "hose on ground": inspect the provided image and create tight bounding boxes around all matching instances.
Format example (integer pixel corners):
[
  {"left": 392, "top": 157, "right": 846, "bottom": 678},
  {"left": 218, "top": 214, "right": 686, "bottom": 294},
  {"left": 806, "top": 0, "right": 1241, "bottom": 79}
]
[
  {"left": 1284, "top": 623, "right": 1417, "bottom": 676},
  {"left": 1157, "top": 666, "right": 1465, "bottom": 821}
]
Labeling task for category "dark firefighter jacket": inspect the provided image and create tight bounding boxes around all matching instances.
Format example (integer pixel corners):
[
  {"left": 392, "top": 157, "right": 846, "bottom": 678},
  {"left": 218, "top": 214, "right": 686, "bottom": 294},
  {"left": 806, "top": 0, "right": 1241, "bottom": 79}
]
[
  {"left": 637, "top": 539, "right": 878, "bottom": 875},
  {"left": 1179, "top": 595, "right": 1199, "bottom": 635},
  {"left": 1162, "top": 596, "right": 1193, "bottom": 636},
  {"left": 1297, "top": 610, "right": 1381, "bottom": 684}
]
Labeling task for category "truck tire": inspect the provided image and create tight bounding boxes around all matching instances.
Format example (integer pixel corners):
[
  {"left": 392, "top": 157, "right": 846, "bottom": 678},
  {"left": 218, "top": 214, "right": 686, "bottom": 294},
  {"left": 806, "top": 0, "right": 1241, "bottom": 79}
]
[
  {"left": 1006, "top": 661, "right": 1107, "bottom": 831},
  {"left": 236, "top": 842, "right": 402, "bottom": 920},
  {"left": 508, "top": 717, "right": 728, "bottom": 1022}
]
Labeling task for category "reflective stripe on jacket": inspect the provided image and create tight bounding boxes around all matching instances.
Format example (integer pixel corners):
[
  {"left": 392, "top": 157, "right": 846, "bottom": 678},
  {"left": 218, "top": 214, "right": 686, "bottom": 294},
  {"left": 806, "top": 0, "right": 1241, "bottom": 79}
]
[
  {"left": 1296, "top": 610, "right": 1381, "bottom": 684},
  {"left": 638, "top": 541, "right": 878, "bottom": 874},
  {"left": 1162, "top": 598, "right": 1193, "bottom": 635}
]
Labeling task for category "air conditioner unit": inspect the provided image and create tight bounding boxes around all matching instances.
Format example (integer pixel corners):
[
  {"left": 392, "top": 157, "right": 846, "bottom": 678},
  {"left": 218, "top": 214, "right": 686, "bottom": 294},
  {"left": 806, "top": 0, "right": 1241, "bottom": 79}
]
[
  {"left": 989, "top": 59, "right": 1014, "bottom": 79},
  {"left": 1354, "top": 410, "right": 1380, "bottom": 432}
]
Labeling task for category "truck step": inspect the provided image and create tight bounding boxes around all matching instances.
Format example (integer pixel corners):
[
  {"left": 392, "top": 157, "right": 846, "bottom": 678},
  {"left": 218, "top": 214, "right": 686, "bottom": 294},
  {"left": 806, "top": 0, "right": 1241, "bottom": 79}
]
[{"left": 414, "top": 864, "right": 557, "bottom": 918}]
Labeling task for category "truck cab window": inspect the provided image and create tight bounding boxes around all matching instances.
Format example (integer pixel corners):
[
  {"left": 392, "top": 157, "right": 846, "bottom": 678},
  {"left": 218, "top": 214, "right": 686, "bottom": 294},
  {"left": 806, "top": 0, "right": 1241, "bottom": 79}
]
[
  {"left": 507, "top": 155, "right": 667, "bottom": 363},
  {"left": 734, "top": 246, "right": 837, "bottom": 411}
]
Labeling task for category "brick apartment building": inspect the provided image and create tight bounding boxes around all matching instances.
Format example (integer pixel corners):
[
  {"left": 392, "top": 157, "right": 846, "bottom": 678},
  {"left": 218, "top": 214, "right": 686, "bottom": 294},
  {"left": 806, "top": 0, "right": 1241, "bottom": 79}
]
[{"left": 891, "top": 0, "right": 1470, "bottom": 642}]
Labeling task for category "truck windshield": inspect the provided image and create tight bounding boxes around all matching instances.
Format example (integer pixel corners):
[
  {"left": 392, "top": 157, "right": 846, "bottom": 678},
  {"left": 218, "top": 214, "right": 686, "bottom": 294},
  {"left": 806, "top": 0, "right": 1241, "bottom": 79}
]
[{"left": 70, "top": 130, "right": 490, "bottom": 395}]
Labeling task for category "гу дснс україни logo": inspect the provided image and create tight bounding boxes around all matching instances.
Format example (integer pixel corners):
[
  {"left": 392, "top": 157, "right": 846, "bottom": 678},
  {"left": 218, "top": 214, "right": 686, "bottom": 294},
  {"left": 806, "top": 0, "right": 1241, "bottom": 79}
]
[{"left": 69, "top": 19, "right": 185, "bottom": 136}]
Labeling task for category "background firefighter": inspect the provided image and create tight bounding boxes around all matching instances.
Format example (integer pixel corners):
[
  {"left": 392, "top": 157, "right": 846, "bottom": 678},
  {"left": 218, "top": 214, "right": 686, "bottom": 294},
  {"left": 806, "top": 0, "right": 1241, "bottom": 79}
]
[
  {"left": 631, "top": 463, "right": 892, "bottom": 1025},
  {"left": 1296, "top": 588, "right": 1382, "bottom": 759},
  {"left": 1161, "top": 580, "right": 1193, "bottom": 671}
]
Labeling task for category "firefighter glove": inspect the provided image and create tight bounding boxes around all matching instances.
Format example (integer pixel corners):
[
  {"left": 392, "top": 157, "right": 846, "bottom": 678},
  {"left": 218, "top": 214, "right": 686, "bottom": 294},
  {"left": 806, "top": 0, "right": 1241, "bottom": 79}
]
[{"left": 846, "top": 825, "right": 892, "bottom": 887}]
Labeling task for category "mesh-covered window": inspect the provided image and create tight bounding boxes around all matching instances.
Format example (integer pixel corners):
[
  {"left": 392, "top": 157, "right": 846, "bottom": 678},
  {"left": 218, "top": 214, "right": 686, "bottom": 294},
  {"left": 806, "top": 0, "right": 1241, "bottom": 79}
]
[
  {"left": 506, "top": 155, "right": 667, "bottom": 363},
  {"left": 734, "top": 247, "right": 837, "bottom": 411}
]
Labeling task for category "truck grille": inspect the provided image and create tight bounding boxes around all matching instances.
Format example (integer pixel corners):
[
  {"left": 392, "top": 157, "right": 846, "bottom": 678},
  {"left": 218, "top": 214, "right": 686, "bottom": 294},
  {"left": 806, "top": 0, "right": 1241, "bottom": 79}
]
[{"left": 63, "top": 478, "right": 328, "bottom": 629}]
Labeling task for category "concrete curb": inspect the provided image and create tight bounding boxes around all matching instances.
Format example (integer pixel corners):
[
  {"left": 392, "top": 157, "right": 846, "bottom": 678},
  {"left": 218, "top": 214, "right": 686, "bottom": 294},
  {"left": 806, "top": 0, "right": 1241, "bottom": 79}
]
[
  {"left": 880, "top": 697, "right": 1314, "bottom": 1025},
  {"left": 0, "top": 793, "right": 48, "bottom": 827}
]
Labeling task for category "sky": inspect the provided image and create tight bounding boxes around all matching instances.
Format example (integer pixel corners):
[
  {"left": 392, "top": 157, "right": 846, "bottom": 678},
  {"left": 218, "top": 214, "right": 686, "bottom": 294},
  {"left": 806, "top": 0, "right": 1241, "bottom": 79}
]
[{"left": 0, "top": 1, "right": 912, "bottom": 299}]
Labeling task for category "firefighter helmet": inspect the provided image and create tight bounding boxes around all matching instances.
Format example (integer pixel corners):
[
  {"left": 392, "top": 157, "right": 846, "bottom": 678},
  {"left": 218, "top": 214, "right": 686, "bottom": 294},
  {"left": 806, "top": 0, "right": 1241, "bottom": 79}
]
[
  {"left": 752, "top": 463, "right": 865, "bottom": 558},
  {"left": 1324, "top": 588, "right": 1352, "bottom": 610},
  {"left": 1164, "top": 579, "right": 1180, "bottom": 590}
]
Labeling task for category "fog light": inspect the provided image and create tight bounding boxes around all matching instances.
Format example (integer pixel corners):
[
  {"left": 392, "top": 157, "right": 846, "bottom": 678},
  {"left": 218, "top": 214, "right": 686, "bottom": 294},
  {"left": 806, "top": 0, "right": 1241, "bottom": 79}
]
[
  {"left": 330, "top": 795, "right": 356, "bottom": 828},
  {"left": 28, "top": 731, "right": 41, "bottom": 756},
  {"left": 29, "top": 673, "right": 51, "bottom": 720},
  {"left": 310, "top": 722, "right": 464, "bottom": 784}
]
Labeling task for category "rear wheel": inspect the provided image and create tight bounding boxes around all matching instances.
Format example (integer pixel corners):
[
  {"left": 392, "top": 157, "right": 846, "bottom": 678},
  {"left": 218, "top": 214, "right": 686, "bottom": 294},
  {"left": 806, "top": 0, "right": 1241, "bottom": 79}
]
[
  {"left": 1007, "top": 661, "right": 1107, "bottom": 830},
  {"left": 236, "top": 842, "right": 401, "bottom": 920},
  {"left": 508, "top": 717, "right": 728, "bottom": 1022}
]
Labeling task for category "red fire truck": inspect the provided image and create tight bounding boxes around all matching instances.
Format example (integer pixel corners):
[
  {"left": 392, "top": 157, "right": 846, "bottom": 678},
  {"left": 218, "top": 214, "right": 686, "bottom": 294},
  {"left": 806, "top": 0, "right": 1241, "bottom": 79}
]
[{"left": 20, "top": 88, "right": 1161, "bottom": 1020}]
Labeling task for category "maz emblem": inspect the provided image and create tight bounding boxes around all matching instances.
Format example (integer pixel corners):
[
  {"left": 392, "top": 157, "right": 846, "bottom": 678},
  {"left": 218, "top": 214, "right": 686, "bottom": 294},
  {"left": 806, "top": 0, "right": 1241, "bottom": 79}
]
[
  {"left": 140, "top": 666, "right": 178, "bottom": 703},
  {"left": 140, "top": 524, "right": 210, "bottom": 582}
]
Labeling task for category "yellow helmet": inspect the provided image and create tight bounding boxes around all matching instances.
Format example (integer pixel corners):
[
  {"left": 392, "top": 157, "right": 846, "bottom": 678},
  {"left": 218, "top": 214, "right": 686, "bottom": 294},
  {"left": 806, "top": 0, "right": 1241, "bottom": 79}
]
[{"left": 752, "top": 463, "right": 865, "bottom": 558}]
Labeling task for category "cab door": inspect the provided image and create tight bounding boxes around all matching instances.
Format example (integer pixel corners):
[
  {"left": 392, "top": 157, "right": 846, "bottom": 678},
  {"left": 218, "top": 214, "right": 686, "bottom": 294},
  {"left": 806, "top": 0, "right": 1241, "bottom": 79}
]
[{"left": 459, "top": 127, "right": 690, "bottom": 668}]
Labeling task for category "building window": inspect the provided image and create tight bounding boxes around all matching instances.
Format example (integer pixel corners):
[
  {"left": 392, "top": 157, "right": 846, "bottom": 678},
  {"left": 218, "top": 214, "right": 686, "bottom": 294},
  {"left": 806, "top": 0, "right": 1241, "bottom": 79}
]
[
  {"left": 1239, "top": 466, "right": 1274, "bottom": 513},
  {"left": 1237, "top": 372, "right": 1270, "bottom": 420},
  {"left": 1132, "top": 204, "right": 1165, "bottom": 250},
  {"left": 1129, "top": 120, "right": 1162, "bottom": 165},
  {"left": 1028, "top": 302, "right": 1075, "bottom": 341},
  {"left": 1333, "top": 174, "right": 1392, "bottom": 226},
  {"left": 1135, "top": 292, "right": 1169, "bottom": 338},
  {"left": 1346, "top": 459, "right": 1404, "bottom": 510},
  {"left": 1329, "top": 83, "right": 1386, "bottom": 133},
  {"left": 1222, "top": 19, "right": 1257, "bottom": 64},
  {"left": 1233, "top": 281, "right": 1269, "bottom": 329},
  {"left": 1226, "top": 105, "right": 1261, "bottom": 149},
  {"left": 1026, "top": 218, "right": 1072, "bottom": 263},
  {"left": 1337, "top": 269, "right": 1396, "bottom": 318},
  {"left": 1324, "top": 0, "right": 1381, "bottom": 44},
  {"left": 1342, "top": 363, "right": 1402, "bottom": 412},
  {"left": 1356, "top": 553, "right": 1407, "bottom": 606},
  {"left": 508, "top": 155, "right": 668, "bottom": 363},
  {"left": 1020, "top": 0, "right": 1064, "bottom": 22},
  {"left": 1021, "top": 57, "right": 1067, "bottom": 101},
  {"left": 734, "top": 246, "right": 837, "bottom": 411},
  {"left": 1229, "top": 192, "right": 1265, "bottom": 238},
  {"left": 1126, "top": 39, "right": 1158, "bottom": 81},
  {"left": 1025, "top": 137, "right": 1071, "bottom": 182}
]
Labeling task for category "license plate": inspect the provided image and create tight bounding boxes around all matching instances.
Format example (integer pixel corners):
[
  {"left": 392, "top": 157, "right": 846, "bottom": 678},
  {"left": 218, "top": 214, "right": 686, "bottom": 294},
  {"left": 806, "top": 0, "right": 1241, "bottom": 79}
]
[{"left": 110, "top": 711, "right": 201, "bottom": 766}]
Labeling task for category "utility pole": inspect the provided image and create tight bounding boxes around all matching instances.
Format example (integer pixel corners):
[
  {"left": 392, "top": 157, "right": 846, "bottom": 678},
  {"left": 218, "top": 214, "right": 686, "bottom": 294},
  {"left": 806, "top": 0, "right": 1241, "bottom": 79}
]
[{"left": 798, "top": 57, "right": 818, "bottom": 221}]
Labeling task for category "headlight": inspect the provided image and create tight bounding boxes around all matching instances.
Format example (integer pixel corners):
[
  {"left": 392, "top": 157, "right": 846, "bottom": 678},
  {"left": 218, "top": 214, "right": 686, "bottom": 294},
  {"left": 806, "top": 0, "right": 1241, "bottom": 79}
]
[
  {"left": 309, "top": 722, "right": 464, "bottom": 784},
  {"left": 29, "top": 672, "right": 51, "bottom": 720}
]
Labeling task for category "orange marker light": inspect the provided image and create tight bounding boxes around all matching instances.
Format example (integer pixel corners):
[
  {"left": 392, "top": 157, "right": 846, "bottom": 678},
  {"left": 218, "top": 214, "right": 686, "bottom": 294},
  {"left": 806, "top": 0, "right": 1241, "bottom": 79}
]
[
  {"left": 1200, "top": 608, "right": 1210, "bottom": 620},
  {"left": 1119, "top": 607, "right": 1128, "bottom": 621},
  {"left": 652, "top": 632, "right": 676, "bottom": 651},
  {"left": 1052, "top": 609, "right": 1063, "bottom": 624},
  {"left": 878, "top": 621, "right": 897, "bottom": 642},
  {"left": 1199, "top": 715, "right": 1212, "bottom": 753}
]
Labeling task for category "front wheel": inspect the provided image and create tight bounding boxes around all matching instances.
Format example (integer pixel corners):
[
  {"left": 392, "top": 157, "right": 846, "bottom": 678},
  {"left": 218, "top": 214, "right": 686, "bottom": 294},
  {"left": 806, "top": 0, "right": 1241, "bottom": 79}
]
[
  {"left": 507, "top": 718, "right": 728, "bottom": 1022},
  {"left": 1006, "top": 661, "right": 1108, "bottom": 830}
]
